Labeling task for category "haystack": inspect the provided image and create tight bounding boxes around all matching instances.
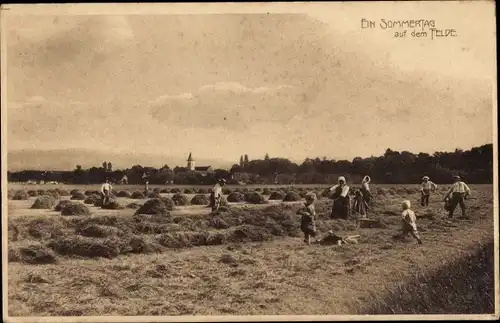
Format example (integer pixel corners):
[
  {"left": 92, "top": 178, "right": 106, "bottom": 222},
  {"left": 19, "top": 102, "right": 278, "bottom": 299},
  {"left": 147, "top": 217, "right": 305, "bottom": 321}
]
[
  {"left": 126, "top": 202, "right": 142, "bottom": 209},
  {"left": 262, "top": 188, "right": 272, "bottom": 195},
  {"left": 27, "top": 218, "right": 65, "bottom": 240},
  {"left": 244, "top": 192, "right": 267, "bottom": 204},
  {"left": 170, "top": 188, "right": 181, "bottom": 194},
  {"left": 159, "top": 197, "right": 175, "bottom": 210},
  {"left": 191, "top": 194, "right": 209, "bottom": 205},
  {"left": 77, "top": 224, "right": 123, "bottom": 238},
  {"left": 135, "top": 198, "right": 170, "bottom": 216},
  {"left": 54, "top": 200, "right": 73, "bottom": 211},
  {"left": 197, "top": 188, "right": 208, "bottom": 194},
  {"left": 31, "top": 195, "right": 57, "bottom": 209},
  {"left": 208, "top": 216, "right": 230, "bottom": 229},
  {"left": 148, "top": 191, "right": 161, "bottom": 198},
  {"left": 70, "top": 189, "right": 80, "bottom": 195},
  {"left": 131, "top": 191, "right": 145, "bottom": 199},
  {"left": 84, "top": 194, "right": 101, "bottom": 204},
  {"left": 226, "top": 225, "right": 273, "bottom": 243},
  {"left": 268, "top": 190, "right": 286, "bottom": 200},
  {"left": 37, "top": 189, "right": 46, "bottom": 195},
  {"left": 70, "top": 192, "right": 86, "bottom": 200},
  {"left": 227, "top": 192, "right": 245, "bottom": 203},
  {"left": 85, "top": 190, "right": 100, "bottom": 196},
  {"left": 117, "top": 190, "right": 132, "bottom": 198},
  {"left": 101, "top": 200, "right": 125, "bottom": 210},
  {"left": 283, "top": 191, "right": 302, "bottom": 202},
  {"left": 160, "top": 188, "right": 170, "bottom": 193},
  {"left": 12, "top": 190, "right": 28, "bottom": 200},
  {"left": 128, "top": 235, "right": 162, "bottom": 254},
  {"left": 172, "top": 193, "right": 190, "bottom": 206},
  {"left": 56, "top": 189, "right": 70, "bottom": 196},
  {"left": 61, "top": 203, "right": 91, "bottom": 216},
  {"left": 27, "top": 190, "right": 38, "bottom": 197},
  {"left": 184, "top": 188, "right": 195, "bottom": 194},
  {"left": 48, "top": 235, "right": 124, "bottom": 259},
  {"left": 14, "top": 244, "right": 58, "bottom": 264}
]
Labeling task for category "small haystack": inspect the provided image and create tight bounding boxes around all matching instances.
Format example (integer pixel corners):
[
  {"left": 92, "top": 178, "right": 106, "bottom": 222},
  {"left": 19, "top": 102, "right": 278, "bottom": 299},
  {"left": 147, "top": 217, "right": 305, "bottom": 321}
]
[
  {"left": 283, "top": 191, "right": 302, "bottom": 202},
  {"left": 30, "top": 195, "right": 57, "bottom": 209},
  {"left": 70, "top": 192, "right": 86, "bottom": 200},
  {"left": 126, "top": 202, "right": 142, "bottom": 209},
  {"left": 183, "top": 188, "right": 195, "bottom": 194},
  {"left": 244, "top": 192, "right": 267, "bottom": 204},
  {"left": 101, "top": 200, "right": 125, "bottom": 210},
  {"left": 116, "top": 190, "right": 132, "bottom": 198},
  {"left": 227, "top": 192, "right": 245, "bottom": 203},
  {"left": 61, "top": 203, "right": 91, "bottom": 216},
  {"left": 84, "top": 194, "right": 101, "bottom": 204},
  {"left": 148, "top": 191, "right": 161, "bottom": 198},
  {"left": 77, "top": 224, "right": 123, "bottom": 238},
  {"left": 131, "top": 191, "right": 145, "bottom": 199},
  {"left": 135, "top": 198, "right": 171, "bottom": 216},
  {"left": 172, "top": 193, "right": 190, "bottom": 206},
  {"left": 12, "top": 190, "right": 29, "bottom": 200},
  {"left": 191, "top": 194, "right": 209, "bottom": 205},
  {"left": 12, "top": 244, "right": 58, "bottom": 264},
  {"left": 268, "top": 191, "right": 286, "bottom": 200},
  {"left": 27, "top": 190, "right": 39, "bottom": 197}
]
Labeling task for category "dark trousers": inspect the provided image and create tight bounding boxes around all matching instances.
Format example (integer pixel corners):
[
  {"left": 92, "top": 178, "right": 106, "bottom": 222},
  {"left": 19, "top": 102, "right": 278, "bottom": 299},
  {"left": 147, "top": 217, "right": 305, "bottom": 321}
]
[
  {"left": 449, "top": 192, "right": 466, "bottom": 217},
  {"left": 102, "top": 190, "right": 110, "bottom": 205},
  {"left": 421, "top": 190, "right": 430, "bottom": 206}
]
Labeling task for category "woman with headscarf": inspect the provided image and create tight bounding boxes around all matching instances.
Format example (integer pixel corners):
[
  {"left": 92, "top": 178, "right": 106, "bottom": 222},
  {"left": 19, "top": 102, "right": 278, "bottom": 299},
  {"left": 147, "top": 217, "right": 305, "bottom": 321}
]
[
  {"left": 361, "top": 175, "right": 374, "bottom": 207},
  {"left": 329, "top": 176, "right": 351, "bottom": 219}
]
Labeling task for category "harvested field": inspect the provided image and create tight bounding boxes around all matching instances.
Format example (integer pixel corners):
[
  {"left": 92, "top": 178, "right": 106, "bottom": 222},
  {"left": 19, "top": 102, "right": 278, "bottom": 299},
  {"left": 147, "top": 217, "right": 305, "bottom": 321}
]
[{"left": 5, "top": 184, "right": 496, "bottom": 316}]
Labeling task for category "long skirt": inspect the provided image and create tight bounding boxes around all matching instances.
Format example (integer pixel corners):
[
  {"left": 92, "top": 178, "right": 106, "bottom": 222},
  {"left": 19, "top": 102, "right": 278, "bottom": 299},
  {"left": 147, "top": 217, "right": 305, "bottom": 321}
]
[{"left": 331, "top": 196, "right": 351, "bottom": 219}]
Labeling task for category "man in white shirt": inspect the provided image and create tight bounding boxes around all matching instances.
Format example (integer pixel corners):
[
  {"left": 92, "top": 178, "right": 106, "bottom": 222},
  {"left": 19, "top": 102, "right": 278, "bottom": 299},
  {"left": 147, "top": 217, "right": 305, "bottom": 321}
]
[
  {"left": 101, "top": 179, "right": 112, "bottom": 205},
  {"left": 444, "top": 175, "right": 471, "bottom": 218},
  {"left": 211, "top": 179, "right": 226, "bottom": 212},
  {"left": 420, "top": 176, "right": 438, "bottom": 206}
]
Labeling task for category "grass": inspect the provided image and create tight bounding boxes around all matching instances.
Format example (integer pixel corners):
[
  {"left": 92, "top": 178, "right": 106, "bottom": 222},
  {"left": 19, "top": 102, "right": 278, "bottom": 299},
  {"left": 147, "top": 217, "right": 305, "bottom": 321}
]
[{"left": 5, "top": 184, "right": 496, "bottom": 316}]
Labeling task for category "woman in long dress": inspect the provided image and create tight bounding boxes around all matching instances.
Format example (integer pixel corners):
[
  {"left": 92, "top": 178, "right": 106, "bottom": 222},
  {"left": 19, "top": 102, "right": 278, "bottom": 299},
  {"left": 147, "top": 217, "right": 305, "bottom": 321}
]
[{"left": 329, "top": 176, "right": 351, "bottom": 219}]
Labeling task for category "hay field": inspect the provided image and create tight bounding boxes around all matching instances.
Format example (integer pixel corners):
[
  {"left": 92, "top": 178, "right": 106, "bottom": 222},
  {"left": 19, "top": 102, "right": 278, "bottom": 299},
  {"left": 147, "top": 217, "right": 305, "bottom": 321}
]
[{"left": 5, "top": 184, "right": 495, "bottom": 316}]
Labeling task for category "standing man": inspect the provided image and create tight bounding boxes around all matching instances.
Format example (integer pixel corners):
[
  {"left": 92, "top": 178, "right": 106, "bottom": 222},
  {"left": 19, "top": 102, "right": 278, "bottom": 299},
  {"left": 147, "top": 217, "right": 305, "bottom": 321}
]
[
  {"left": 443, "top": 175, "right": 471, "bottom": 218},
  {"left": 101, "top": 178, "right": 112, "bottom": 206},
  {"left": 211, "top": 179, "right": 226, "bottom": 212},
  {"left": 142, "top": 172, "right": 149, "bottom": 196},
  {"left": 420, "top": 176, "right": 438, "bottom": 206}
]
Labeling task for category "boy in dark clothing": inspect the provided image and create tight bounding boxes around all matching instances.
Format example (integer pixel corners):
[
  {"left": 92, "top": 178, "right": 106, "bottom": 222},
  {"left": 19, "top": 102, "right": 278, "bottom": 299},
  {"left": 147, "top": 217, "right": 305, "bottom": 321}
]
[{"left": 297, "top": 193, "right": 317, "bottom": 245}]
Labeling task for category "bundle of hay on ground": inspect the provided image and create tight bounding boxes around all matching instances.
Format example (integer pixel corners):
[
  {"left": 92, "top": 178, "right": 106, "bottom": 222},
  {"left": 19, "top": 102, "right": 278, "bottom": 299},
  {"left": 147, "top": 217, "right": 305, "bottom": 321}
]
[
  {"left": 222, "top": 188, "right": 232, "bottom": 195},
  {"left": 116, "top": 190, "right": 132, "bottom": 198},
  {"left": 61, "top": 203, "right": 91, "bottom": 216},
  {"left": 70, "top": 192, "right": 86, "bottom": 200},
  {"left": 76, "top": 224, "right": 124, "bottom": 238},
  {"left": 172, "top": 193, "right": 190, "bottom": 206},
  {"left": 268, "top": 190, "right": 286, "bottom": 200},
  {"left": 70, "top": 189, "right": 80, "bottom": 195},
  {"left": 227, "top": 192, "right": 245, "bottom": 203},
  {"left": 126, "top": 202, "right": 142, "bottom": 209},
  {"left": 183, "top": 188, "right": 195, "bottom": 194},
  {"left": 12, "top": 190, "right": 28, "bottom": 200},
  {"left": 84, "top": 190, "right": 100, "bottom": 196},
  {"left": 159, "top": 197, "right": 175, "bottom": 210},
  {"left": 100, "top": 200, "right": 125, "bottom": 210},
  {"left": 37, "top": 189, "right": 46, "bottom": 195},
  {"left": 135, "top": 198, "right": 171, "bottom": 216},
  {"left": 262, "top": 188, "right": 272, "bottom": 195},
  {"left": 160, "top": 188, "right": 170, "bottom": 193},
  {"left": 245, "top": 192, "right": 267, "bottom": 204},
  {"left": 170, "top": 188, "right": 182, "bottom": 194},
  {"left": 226, "top": 225, "right": 273, "bottom": 243},
  {"left": 30, "top": 195, "right": 57, "bottom": 209},
  {"left": 283, "top": 191, "right": 302, "bottom": 202},
  {"left": 191, "top": 194, "right": 210, "bottom": 205},
  {"left": 54, "top": 200, "right": 74, "bottom": 211},
  {"left": 55, "top": 189, "right": 70, "bottom": 196},
  {"left": 26, "top": 218, "right": 65, "bottom": 240},
  {"left": 148, "top": 191, "right": 161, "bottom": 198},
  {"left": 84, "top": 194, "right": 101, "bottom": 204},
  {"left": 9, "top": 243, "right": 58, "bottom": 264},
  {"left": 131, "top": 191, "right": 145, "bottom": 199},
  {"left": 127, "top": 235, "right": 162, "bottom": 254},
  {"left": 197, "top": 188, "right": 208, "bottom": 194},
  {"left": 48, "top": 235, "right": 125, "bottom": 259},
  {"left": 27, "top": 190, "right": 38, "bottom": 197}
]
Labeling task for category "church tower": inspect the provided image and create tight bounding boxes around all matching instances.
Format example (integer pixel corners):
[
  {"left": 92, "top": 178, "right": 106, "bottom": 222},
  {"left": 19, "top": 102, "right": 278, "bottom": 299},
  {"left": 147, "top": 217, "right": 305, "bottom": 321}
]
[{"left": 187, "top": 152, "right": 195, "bottom": 171}]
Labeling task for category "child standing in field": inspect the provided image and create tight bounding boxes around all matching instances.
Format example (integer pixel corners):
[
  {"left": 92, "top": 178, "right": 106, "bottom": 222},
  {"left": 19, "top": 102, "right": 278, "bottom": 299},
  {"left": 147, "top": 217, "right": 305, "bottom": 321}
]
[
  {"left": 400, "top": 200, "right": 422, "bottom": 244},
  {"left": 297, "top": 193, "right": 317, "bottom": 245}
]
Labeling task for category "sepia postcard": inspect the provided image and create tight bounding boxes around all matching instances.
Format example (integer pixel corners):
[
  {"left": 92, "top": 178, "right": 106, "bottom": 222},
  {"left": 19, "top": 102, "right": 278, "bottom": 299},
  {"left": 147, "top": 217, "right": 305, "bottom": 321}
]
[{"left": 1, "top": 1, "right": 498, "bottom": 322}]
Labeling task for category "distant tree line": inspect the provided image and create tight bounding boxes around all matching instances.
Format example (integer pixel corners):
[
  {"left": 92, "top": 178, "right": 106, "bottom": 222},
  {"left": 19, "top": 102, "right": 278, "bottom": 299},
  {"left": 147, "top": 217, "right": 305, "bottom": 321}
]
[{"left": 7, "top": 144, "right": 493, "bottom": 185}]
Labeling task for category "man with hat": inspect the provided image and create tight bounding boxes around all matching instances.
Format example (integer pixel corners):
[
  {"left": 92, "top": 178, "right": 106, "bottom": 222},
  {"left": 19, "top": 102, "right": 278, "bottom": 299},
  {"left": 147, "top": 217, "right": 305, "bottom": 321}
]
[
  {"left": 211, "top": 178, "right": 226, "bottom": 212},
  {"left": 444, "top": 175, "right": 471, "bottom": 218},
  {"left": 420, "top": 176, "right": 437, "bottom": 206}
]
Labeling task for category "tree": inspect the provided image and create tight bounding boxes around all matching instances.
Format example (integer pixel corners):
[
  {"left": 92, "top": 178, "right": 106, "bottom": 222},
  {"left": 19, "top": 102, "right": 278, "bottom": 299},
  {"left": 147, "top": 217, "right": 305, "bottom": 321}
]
[
  {"left": 107, "top": 162, "right": 112, "bottom": 172},
  {"left": 244, "top": 154, "right": 249, "bottom": 164},
  {"left": 102, "top": 161, "right": 107, "bottom": 170},
  {"left": 239, "top": 156, "right": 244, "bottom": 167},
  {"left": 265, "top": 153, "right": 270, "bottom": 160}
]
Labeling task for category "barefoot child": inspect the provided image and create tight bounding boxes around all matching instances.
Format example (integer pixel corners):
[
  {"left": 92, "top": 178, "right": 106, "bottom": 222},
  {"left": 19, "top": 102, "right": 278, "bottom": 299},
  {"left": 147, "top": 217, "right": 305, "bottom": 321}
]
[
  {"left": 297, "top": 193, "right": 317, "bottom": 245},
  {"left": 401, "top": 200, "right": 423, "bottom": 244}
]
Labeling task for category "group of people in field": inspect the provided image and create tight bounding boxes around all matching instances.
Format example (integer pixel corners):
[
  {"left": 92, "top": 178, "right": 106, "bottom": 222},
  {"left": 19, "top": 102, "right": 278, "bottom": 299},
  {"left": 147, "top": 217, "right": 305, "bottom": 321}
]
[
  {"left": 98, "top": 172, "right": 472, "bottom": 247},
  {"left": 297, "top": 174, "right": 472, "bottom": 245}
]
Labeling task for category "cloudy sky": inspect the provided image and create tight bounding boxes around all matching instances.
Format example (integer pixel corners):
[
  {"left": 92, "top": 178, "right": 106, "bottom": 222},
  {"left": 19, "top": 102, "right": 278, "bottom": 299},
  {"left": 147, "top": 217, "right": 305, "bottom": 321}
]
[{"left": 3, "top": 2, "right": 496, "bottom": 168}]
